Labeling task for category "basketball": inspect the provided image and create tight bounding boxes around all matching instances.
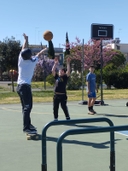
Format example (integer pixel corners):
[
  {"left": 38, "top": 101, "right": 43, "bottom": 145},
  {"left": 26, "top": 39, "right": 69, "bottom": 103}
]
[{"left": 43, "top": 30, "right": 53, "bottom": 41}]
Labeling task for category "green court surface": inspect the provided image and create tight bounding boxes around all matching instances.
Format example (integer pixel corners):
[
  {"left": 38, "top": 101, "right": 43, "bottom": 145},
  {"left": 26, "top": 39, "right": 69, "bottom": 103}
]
[{"left": 0, "top": 99, "right": 128, "bottom": 171}]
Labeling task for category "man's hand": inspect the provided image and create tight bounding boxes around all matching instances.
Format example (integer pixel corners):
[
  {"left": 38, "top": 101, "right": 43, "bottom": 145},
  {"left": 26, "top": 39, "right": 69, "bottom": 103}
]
[
  {"left": 54, "top": 57, "right": 59, "bottom": 65},
  {"left": 23, "top": 33, "right": 28, "bottom": 40},
  {"left": 37, "top": 47, "right": 48, "bottom": 57},
  {"left": 22, "top": 33, "right": 28, "bottom": 50}
]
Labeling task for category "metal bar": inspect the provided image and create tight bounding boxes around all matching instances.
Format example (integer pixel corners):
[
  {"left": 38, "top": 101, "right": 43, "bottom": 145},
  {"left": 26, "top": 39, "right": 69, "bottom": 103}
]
[
  {"left": 57, "top": 125, "right": 128, "bottom": 171},
  {"left": 41, "top": 117, "right": 114, "bottom": 171}
]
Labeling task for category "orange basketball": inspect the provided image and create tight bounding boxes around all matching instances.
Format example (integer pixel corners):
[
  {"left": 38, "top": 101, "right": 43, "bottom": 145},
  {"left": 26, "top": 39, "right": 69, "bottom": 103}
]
[{"left": 43, "top": 30, "right": 53, "bottom": 41}]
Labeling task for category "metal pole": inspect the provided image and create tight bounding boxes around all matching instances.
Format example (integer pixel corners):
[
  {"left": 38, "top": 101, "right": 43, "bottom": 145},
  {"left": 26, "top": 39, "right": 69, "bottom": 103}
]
[
  {"left": 43, "top": 57, "right": 46, "bottom": 90},
  {"left": 11, "top": 70, "right": 15, "bottom": 92},
  {"left": 0, "top": 60, "right": 2, "bottom": 80},
  {"left": 44, "top": 72, "right": 46, "bottom": 90},
  {"left": 81, "top": 39, "right": 84, "bottom": 101},
  {"left": 100, "top": 40, "right": 104, "bottom": 105},
  {"left": 79, "top": 39, "right": 87, "bottom": 104}
]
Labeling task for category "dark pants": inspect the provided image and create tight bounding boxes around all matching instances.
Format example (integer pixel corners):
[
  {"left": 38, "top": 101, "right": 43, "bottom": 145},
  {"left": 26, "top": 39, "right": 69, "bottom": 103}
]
[
  {"left": 53, "top": 94, "right": 70, "bottom": 119},
  {"left": 16, "top": 84, "right": 32, "bottom": 131}
]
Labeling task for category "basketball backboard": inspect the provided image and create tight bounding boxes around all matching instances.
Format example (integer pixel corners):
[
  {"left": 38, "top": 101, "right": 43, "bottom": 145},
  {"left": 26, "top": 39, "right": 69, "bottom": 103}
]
[{"left": 91, "top": 23, "right": 114, "bottom": 40}]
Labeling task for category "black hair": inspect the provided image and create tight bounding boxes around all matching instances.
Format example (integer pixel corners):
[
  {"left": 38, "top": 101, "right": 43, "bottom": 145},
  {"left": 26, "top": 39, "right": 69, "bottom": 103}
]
[
  {"left": 89, "top": 65, "right": 95, "bottom": 68},
  {"left": 61, "top": 67, "right": 67, "bottom": 73},
  {"left": 21, "top": 48, "right": 32, "bottom": 60}
]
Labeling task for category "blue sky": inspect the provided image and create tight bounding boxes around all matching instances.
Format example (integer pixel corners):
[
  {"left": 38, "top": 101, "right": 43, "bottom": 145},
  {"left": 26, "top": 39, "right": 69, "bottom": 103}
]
[{"left": 1, "top": 0, "right": 128, "bottom": 47}]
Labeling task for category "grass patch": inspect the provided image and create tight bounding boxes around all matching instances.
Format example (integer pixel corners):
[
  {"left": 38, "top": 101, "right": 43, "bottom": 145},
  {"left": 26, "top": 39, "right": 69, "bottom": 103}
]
[{"left": 0, "top": 82, "right": 128, "bottom": 104}]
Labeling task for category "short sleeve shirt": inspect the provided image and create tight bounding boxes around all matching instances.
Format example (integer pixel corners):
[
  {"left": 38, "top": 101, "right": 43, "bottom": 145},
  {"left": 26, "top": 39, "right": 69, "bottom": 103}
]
[
  {"left": 86, "top": 72, "right": 96, "bottom": 92},
  {"left": 54, "top": 74, "right": 68, "bottom": 93},
  {"left": 17, "top": 52, "right": 38, "bottom": 85}
]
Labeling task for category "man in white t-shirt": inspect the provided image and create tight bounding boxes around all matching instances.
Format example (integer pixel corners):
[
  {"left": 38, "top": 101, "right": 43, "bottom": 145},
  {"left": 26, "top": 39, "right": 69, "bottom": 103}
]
[{"left": 17, "top": 33, "right": 47, "bottom": 134}]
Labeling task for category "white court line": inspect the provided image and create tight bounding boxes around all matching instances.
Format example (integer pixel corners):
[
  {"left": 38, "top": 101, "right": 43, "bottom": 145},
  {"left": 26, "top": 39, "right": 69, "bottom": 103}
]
[{"left": 116, "top": 131, "right": 128, "bottom": 137}]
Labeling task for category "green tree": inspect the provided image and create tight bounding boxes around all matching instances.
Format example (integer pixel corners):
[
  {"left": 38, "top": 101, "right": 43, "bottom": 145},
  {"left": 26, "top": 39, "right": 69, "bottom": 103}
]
[
  {"left": 48, "top": 40, "right": 55, "bottom": 59},
  {"left": 0, "top": 37, "right": 21, "bottom": 72},
  {"left": 64, "top": 32, "right": 70, "bottom": 56},
  {"left": 63, "top": 32, "right": 70, "bottom": 68},
  {"left": 70, "top": 58, "right": 81, "bottom": 72},
  {"left": 107, "top": 50, "right": 126, "bottom": 67},
  {"left": 103, "top": 50, "right": 126, "bottom": 88},
  {"left": 67, "top": 72, "right": 82, "bottom": 90},
  {"left": 63, "top": 38, "right": 117, "bottom": 68},
  {"left": 46, "top": 74, "right": 54, "bottom": 85}
]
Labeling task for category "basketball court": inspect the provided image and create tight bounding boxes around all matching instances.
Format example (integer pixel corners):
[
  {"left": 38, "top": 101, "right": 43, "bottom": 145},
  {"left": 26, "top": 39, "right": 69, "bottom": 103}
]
[{"left": 0, "top": 99, "right": 128, "bottom": 171}]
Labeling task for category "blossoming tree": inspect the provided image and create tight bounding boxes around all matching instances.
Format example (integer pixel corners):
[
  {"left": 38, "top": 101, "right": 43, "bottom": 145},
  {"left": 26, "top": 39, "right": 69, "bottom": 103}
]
[{"left": 64, "top": 37, "right": 117, "bottom": 70}]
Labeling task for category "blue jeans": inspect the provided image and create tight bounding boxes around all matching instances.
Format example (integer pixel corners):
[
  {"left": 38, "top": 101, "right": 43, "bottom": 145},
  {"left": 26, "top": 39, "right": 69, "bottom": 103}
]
[{"left": 17, "top": 84, "right": 32, "bottom": 131}]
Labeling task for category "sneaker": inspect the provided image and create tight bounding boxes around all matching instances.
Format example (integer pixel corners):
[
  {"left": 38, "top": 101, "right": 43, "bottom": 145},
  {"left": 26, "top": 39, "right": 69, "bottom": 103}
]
[
  {"left": 24, "top": 129, "right": 37, "bottom": 134},
  {"left": 88, "top": 110, "right": 95, "bottom": 115},
  {"left": 91, "top": 109, "right": 97, "bottom": 114},
  {"left": 54, "top": 118, "right": 58, "bottom": 121},
  {"left": 66, "top": 117, "right": 70, "bottom": 120},
  {"left": 29, "top": 124, "right": 37, "bottom": 131}
]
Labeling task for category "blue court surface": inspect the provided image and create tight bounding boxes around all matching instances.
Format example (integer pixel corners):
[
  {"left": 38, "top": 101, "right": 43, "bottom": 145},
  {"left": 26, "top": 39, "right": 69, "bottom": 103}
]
[{"left": 0, "top": 99, "right": 128, "bottom": 171}]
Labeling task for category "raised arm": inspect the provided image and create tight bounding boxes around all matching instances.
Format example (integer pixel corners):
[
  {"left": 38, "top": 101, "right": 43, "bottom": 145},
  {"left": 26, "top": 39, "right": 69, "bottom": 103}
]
[
  {"left": 36, "top": 47, "right": 48, "bottom": 57},
  {"left": 52, "top": 57, "right": 59, "bottom": 76},
  {"left": 66, "top": 57, "right": 71, "bottom": 77},
  {"left": 22, "top": 33, "right": 28, "bottom": 50}
]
